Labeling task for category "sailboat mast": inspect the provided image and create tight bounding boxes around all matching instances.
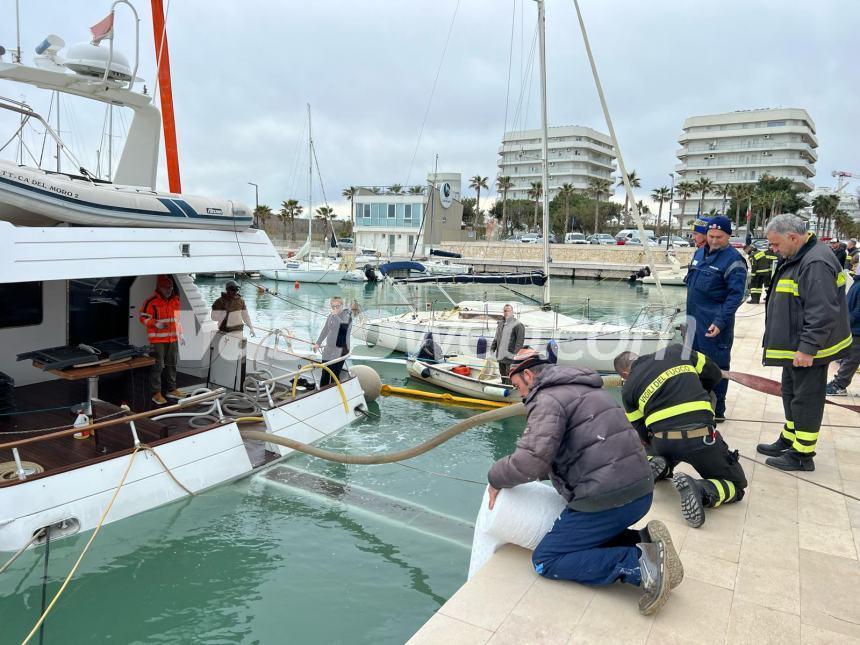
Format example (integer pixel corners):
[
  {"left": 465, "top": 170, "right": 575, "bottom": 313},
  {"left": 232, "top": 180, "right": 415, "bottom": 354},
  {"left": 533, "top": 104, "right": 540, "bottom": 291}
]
[
  {"left": 55, "top": 92, "right": 60, "bottom": 173},
  {"left": 307, "top": 103, "right": 313, "bottom": 243},
  {"left": 537, "top": 0, "right": 551, "bottom": 305}
]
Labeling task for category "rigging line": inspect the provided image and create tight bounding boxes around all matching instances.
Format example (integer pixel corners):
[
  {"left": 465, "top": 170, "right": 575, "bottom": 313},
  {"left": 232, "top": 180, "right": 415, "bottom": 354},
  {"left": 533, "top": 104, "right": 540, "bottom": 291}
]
[
  {"left": 737, "top": 453, "right": 860, "bottom": 503},
  {"left": 394, "top": 461, "right": 484, "bottom": 486},
  {"left": 502, "top": 0, "right": 517, "bottom": 138},
  {"left": 0, "top": 529, "right": 44, "bottom": 576},
  {"left": 404, "top": 0, "right": 461, "bottom": 186},
  {"left": 311, "top": 140, "right": 330, "bottom": 207},
  {"left": 36, "top": 92, "right": 55, "bottom": 168},
  {"left": 507, "top": 23, "right": 538, "bottom": 135},
  {"left": 286, "top": 117, "right": 308, "bottom": 201},
  {"left": 38, "top": 526, "right": 50, "bottom": 645}
]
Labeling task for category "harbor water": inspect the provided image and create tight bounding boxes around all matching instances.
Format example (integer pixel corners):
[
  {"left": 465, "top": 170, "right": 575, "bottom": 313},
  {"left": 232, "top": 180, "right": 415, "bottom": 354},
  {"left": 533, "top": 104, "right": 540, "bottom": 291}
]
[{"left": 0, "top": 277, "right": 687, "bottom": 644}]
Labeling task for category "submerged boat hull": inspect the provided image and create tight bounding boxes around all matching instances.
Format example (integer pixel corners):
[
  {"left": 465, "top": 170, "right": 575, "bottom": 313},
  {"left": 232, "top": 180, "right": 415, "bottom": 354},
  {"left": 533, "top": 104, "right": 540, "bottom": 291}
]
[{"left": 406, "top": 357, "right": 519, "bottom": 403}]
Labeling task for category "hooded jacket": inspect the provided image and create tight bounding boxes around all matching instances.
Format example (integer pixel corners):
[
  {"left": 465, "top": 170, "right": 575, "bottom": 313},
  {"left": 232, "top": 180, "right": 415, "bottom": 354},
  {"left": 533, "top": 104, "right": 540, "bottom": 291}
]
[
  {"left": 316, "top": 309, "right": 352, "bottom": 362},
  {"left": 488, "top": 366, "right": 652, "bottom": 512},
  {"left": 762, "top": 233, "right": 852, "bottom": 366}
]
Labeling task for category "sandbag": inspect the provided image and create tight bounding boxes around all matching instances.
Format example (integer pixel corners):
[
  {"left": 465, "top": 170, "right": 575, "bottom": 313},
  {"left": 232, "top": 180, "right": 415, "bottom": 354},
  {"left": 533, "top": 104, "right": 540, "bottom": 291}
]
[{"left": 468, "top": 481, "right": 567, "bottom": 579}]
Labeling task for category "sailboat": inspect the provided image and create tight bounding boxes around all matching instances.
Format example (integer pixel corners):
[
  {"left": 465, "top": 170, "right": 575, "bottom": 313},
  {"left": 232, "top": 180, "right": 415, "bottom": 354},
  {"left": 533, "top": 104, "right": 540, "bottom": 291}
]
[
  {"left": 260, "top": 105, "right": 347, "bottom": 284},
  {"left": 353, "top": 2, "right": 678, "bottom": 374}
]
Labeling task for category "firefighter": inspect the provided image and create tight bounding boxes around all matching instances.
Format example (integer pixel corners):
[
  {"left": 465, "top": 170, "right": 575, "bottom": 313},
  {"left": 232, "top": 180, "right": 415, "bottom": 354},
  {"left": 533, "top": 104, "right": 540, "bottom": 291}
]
[
  {"left": 139, "top": 275, "right": 185, "bottom": 405},
  {"left": 745, "top": 245, "right": 775, "bottom": 304},
  {"left": 615, "top": 344, "right": 747, "bottom": 528}
]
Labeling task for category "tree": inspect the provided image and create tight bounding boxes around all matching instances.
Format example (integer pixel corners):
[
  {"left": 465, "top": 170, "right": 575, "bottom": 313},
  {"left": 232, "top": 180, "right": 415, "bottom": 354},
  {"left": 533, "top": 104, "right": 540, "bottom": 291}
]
[
  {"left": 527, "top": 180, "right": 543, "bottom": 230},
  {"left": 727, "top": 184, "right": 752, "bottom": 229},
  {"left": 469, "top": 175, "right": 489, "bottom": 227},
  {"left": 635, "top": 200, "right": 651, "bottom": 221},
  {"left": 813, "top": 194, "right": 840, "bottom": 238},
  {"left": 408, "top": 185, "right": 423, "bottom": 194},
  {"left": 279, "top": 201, "right": 292, "bottom": 240},
  {"left": 461, "top": 197, "right": 478, "bottom": 227},
  {"left": 254, "top": 204, "right": 273, "bottom": 232},
  {"left": 694, "top": 177, "right": 715, "bottom": 214},
  {"left": 718, "top": 183, "right": 731, "bottom": 214},
  {"left": 280, "top": 199, "right": 302, "bottom": 240},
  {"left": 587, "top": 176, "right": 613, "bottom": 235},
  {"left": 315, "top": 205, "right": 335, "bottom": 243},
  {"left": 496, "top": 175, "right": 513, "bottom": 239},
  {"left": 341, "top": 186, "right": 357, "bottom": 231},
  {"left": 651, "top": 186, "right": 671, "bottom": 233},
  {"left": 674, "top": 181, "right": 696, "bottom": 235},
  {"left": 617, "top": 169, "right": 641, "bottom": 223},
  {"left": 388, "top": 184, "right": 403, "bottom": 195},
  {"left": 489, "top": 199, "right": 533, "bottom": 235},
  {"left": 557, "top": 183, "right": 576, "bottom": 234}
]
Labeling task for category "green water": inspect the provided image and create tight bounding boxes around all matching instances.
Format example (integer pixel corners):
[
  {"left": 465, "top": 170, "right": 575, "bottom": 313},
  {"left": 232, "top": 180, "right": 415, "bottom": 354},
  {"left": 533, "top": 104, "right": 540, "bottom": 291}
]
[{"left": 0, "top": 278, "right": 687, "bottom": 644}]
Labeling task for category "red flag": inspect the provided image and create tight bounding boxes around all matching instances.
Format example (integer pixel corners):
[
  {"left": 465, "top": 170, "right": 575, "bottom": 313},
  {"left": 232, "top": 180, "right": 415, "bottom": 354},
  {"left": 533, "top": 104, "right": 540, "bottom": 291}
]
[
  {"left": 90, "top": 12, "right": 114, "bottom": 44},
  {"left": 745, "top": 203, "right": 752, "bottom": 222}
]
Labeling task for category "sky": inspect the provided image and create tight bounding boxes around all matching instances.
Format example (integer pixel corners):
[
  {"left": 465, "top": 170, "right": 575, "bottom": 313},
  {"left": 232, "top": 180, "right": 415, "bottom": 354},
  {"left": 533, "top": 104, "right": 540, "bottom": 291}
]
[{"left": 1, "top": 0, "right": 858, "bottom": 219}]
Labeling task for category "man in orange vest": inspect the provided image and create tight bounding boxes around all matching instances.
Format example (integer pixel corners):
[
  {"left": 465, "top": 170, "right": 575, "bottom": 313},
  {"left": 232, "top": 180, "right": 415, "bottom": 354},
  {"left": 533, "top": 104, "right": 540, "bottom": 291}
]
[{"left": 140, "top": 275, "right": 185, "bottom": 405}]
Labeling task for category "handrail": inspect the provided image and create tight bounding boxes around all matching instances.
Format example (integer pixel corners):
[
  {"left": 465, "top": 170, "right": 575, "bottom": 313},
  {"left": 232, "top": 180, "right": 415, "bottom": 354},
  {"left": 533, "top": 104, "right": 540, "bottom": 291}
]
[
  {"left": 290, "top": 364, "right": 349, "bottom": 413},
  {"left": 254, "top": 353, "right": 353, "bottom": 386},
  {"left": 0, "top": 388, "right": 226, "bottom": 451}
]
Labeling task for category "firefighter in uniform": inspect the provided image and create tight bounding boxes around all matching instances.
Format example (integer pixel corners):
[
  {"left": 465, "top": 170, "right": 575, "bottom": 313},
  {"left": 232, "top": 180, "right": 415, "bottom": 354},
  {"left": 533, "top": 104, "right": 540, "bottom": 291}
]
[
  {"left": 756, "top": 215, "right": 852, "bottom": 471},
  {"left": 615, "top": 344, "right": 747, "bottom": 528},
  {"left": 745, "top": 245, "right": 776, "bottom": 304},
  {"left": 684, "top": 216, "right": 747, "bottom": 422}
]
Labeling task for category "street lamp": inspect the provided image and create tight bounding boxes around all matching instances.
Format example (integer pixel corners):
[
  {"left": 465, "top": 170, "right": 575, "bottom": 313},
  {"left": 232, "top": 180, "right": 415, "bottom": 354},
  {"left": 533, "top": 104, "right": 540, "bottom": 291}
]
[
  {"left": 666, "top": 172, "right": 675, "bottom": 251},
  {"left": 248, "top": 181, "right": 259, "bottom": 228}
]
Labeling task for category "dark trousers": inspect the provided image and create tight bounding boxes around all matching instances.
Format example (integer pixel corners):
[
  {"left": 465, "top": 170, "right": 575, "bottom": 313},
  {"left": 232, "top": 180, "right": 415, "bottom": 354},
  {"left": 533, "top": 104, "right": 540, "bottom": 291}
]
[
  {"left": 832, "top": 335, "right": 860, "bottom": 389},
  {"left": 651, "top": 432, "right": 747, "bottom": 507},
  {"left": 498, "top": 361, "right": 511, "bottom": 384},
  {"left": 531, "top": 493, "right": 652, "bottom": 587},
  {"left": 691, "top": 331, "right": 732, "bottom": 417},
  {"left": 748, "top": 273, "right": 771, "bottom": 304},
  {"left": 780, "top": 364, "right": 828, "bottom": 455},
  {"left": 149, "top": 342, "right": 178, "bottom": 394},
  {"left": 319, "top": 357, "right": 346, "bottom": 387}
]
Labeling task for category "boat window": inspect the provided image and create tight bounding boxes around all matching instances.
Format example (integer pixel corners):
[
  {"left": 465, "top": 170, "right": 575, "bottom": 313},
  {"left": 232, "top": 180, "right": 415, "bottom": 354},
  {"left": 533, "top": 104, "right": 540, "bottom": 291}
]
[
  {"left": 0, "top": 282, "right": 43, "bottom": 328},
  {"left": 68, "top": 277, "right": 136, "bottom": 345}
]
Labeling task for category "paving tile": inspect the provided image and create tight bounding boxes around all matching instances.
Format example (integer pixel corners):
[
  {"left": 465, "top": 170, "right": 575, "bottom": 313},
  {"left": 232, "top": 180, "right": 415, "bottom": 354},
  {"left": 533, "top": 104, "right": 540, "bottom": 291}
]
[
  {"left": 799, "top": 548, "right": 860, "bottom": 640},
  {"left": 473, "top": 544, "right": 540, "bottom": 586},
  {"left": 646, "top": 577, "right": 732, "bottom": 645},
  {"left": 678, "top": 550, "right": 737, "bottom": 590},
  {"left": 681, "top": 529, "right": 741, "bottom": 563},
  {"left": 408, "top": 613, "right": 494, "bottom": 645},
  {"left": 734, "top": 562, "right": 800, "bottom": 614},
  {"left": 439, "top": 566, "right": 534, "bottom": 632},
  {"left": 725, "top": 600, "right": 801, "bottom": 645},
  {"left": 800, "top": 623, "right": 860, "bottom": 644},
  {"left": 798, "top": 484, "right": 850, "bottom": 529},
  {"left": 568, "top": 585, "right": 653, "bottom": 645},
  {"left": 744, "top": 490, "right": 799, "bottom": 526},
  {"left": 510, "top": 575, "right": 594, "bottom": 634},
  {"left": 740, "top": 510, "right": 799, "bottom": 569},
  {"left": 488, "top": 613, "right": 572, "bottom": 645},
  {"left": 798, "top": 522, "right": 858, "bottom": 560}
]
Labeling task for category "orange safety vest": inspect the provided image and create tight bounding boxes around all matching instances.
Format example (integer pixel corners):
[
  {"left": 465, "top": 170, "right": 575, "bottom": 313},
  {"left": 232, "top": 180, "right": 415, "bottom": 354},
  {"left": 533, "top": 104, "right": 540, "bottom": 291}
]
[{"left": 139, "top": 292, "right": 182, "bottom": 343}]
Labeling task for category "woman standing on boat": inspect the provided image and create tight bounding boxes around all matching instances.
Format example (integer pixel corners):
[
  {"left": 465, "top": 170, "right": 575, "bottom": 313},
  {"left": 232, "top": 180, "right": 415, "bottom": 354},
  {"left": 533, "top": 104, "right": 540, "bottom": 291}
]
[
  {"left": 491, "top": 304, "right": 525, "bottom": 384},
  {"left": 313, "top": 296, "right": 352, "bottom": 387}
]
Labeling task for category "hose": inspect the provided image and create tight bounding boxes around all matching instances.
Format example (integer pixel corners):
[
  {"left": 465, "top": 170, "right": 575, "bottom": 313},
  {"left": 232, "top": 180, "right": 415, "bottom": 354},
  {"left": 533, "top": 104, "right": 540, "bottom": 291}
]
[{"left": 240, "top": 402, "right": 525, "bottom": 465}]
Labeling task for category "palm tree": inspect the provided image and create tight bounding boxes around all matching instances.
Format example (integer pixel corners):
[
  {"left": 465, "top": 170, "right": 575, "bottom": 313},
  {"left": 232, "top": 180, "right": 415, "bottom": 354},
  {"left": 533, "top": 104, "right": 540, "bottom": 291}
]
[
  {"left": 635, "top": 200, "right": 651, "bottom": 220},
  {"left": 408, "top": 185, "right": 423, "bottom": 195},
  {"left": 527, "top": 180, "right": 543, "bottom": 230},
  {"left": 587, "top": 176, "right": 612, "bottom": 235},
  {"left": 469, "top": 175, "right": 489, "bottom": 227},
  {"left": 279, "top": 200, "right": 293, "bottom": 240},
  {"left": 651, "top": 186, "right": 671, "bottom": 233},
  {"left": 369, "top": 186, "right": 381, "bottom": 194},
  {"left": 813, "top": 194, "right": 839, "bottom": 237},
  {"left": 694, "top": 177, "right": 715, "bottom": 214},
  {"left": 254, "top": 204, "right": 273, "bottom": 232},
  {"left": 558, "top": 183, "right": 576, "bottom": 234},
  {"left": 496, "top": 175, "right": 513, "bottom": 239},
  {"left": 315, "top": 205, "right": 335, "bottom": 243},
  {"left": 674, "top": 181, "right": 696, "bottom": 235},
  {"left": 616, "top": 169, "right": 641, "bottom": 223},
  {"left": 718, "top": 183, "right": 731, "bottom": 214},
  {"left": 341, "top": 186, "right": 357, "bottom": 231},
  {"left": 282, "top": 199, "right": 302, "bottom": 240},
  {"left": 388, "top": 184, "right": 403, "bottom": 195}
]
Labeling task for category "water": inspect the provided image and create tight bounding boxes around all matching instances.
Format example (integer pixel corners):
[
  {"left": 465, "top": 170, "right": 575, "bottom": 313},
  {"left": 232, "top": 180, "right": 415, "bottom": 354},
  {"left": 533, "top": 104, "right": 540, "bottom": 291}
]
[{"left": 0, "top": 277, "right": 687, "bottom": 644}]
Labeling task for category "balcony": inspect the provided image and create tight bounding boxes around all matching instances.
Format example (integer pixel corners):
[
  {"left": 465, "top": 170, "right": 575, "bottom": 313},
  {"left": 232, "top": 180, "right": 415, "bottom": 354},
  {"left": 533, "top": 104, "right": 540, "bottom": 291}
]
[
  {"left": 676, "top": 141, "right": 817, "bottom": 162},
  {"left": 676, "top": 157, "right": 815, "bottom": 176},
  {"left": 679, "top": 126, "right": 818, "bottom": 148}
]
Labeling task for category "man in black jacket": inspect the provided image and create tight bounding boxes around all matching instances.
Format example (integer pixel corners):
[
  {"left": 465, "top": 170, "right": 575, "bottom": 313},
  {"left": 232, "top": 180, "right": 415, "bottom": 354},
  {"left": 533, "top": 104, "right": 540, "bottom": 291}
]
[
  {"left": 487, "top": 351, "right": 683, "bottom": 615},
  {"left": 615, "top": 344, "right": 747, "bottom": 529},
  {"left": 757, "top": 215, "right": 852, "bottom": 471},
  {"left": 490, "top": 304, "right": 525, "bottom": 383}
]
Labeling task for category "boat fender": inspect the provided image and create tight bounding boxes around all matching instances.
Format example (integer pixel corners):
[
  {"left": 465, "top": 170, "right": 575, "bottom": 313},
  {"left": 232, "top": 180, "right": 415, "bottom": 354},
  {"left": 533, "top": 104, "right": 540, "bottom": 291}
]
[
  {"left": 476, "top": 336, "right": 488, "bottom": 358},
  {"left": 420, "top": 367, "right": 431, "bottom": 378},
  {"left": 294, "top": 281, "right": 300, "bottom": 290},
  {"left": 482, "top": 385, "right": 510, "bottom": 398}
]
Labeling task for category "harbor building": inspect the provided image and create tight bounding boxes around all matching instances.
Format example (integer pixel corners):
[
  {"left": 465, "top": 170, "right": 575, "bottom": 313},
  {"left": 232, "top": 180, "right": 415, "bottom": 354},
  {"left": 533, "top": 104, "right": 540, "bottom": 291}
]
[
  {"left": 675, "top": 108, "right": 817, "bottom": 226},
  {"left": 497, "top": 126, "right": 616, "bottom": 200},
  {"left": 352, "top": 172, "right": 464, "bottom": 256}
]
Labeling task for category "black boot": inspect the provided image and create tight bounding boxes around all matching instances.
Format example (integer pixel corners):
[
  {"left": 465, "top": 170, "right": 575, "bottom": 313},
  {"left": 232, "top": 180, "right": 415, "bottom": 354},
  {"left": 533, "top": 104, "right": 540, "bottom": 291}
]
[
  {"left": 672, "top": 473, "right": 706, "bottom": 528},
  {"left": 766, "top": 449, "right": 815, "bottom": 472},
  {"left": 648, "top": 455, "right": 671, "bottom": 482},
  {"left": 756, "top": 435, "right": 792, "bottom": 457}
]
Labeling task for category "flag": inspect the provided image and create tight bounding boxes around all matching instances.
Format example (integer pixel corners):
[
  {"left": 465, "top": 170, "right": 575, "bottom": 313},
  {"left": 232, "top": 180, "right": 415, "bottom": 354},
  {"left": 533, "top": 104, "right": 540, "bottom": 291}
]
[
  {"left": 90, "top": 12, "right": 114, "bottom": 44},
  {"left": 745, "top": 200, "right": 752, "bottom": 222}
]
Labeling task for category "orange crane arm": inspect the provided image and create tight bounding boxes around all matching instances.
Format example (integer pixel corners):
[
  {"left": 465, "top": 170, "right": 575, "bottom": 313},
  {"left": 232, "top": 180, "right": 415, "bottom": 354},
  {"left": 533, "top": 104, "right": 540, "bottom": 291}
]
[{"left": 151, "top": 0, "right": 181, "bottom": 193}]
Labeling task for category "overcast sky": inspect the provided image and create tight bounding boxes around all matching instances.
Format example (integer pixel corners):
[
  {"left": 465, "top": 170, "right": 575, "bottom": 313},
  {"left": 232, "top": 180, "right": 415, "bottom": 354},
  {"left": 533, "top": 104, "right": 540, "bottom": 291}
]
[{"left": 1, "top": 0, "right": 858, "bottom": 217}]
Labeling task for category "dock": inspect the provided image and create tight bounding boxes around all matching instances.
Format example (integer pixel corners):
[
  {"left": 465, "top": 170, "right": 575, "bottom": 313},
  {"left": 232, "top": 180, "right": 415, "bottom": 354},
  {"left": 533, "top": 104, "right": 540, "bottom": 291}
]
[{"left": 408, "top": 301, "right": 860, "bottom": 644}]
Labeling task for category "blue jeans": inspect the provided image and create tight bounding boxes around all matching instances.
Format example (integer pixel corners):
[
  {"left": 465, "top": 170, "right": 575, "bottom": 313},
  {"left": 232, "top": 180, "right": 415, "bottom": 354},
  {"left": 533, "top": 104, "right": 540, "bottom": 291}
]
[{"left": 532, "top": 493, "right": 652, "bottom": 587}]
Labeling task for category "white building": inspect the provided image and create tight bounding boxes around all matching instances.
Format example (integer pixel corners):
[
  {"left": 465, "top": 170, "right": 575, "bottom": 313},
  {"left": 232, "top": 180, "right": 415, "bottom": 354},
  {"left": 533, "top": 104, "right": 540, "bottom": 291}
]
[
  {"left": 498, "top": 126, "right": 616, "bottom": 200},
  {"left": 799, "top": 186, "right": 860, "bottom": 233},
  {"left": 675, "top": 108, "right": 817, "bottom": 224}
]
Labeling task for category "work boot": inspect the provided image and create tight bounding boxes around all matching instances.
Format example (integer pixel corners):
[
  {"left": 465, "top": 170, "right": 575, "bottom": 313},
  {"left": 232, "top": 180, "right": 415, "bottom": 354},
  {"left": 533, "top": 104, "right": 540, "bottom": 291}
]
[
  {"left": 826, "top": 381, "right": 848, "bottom": 397},
  {"left": 766, "top": 450, "right": 815, "bottom": 472},
  {"left": 648, "top": 455, "right": 671, "bottom": 482},
  {"left": 756, "top": 435, "right": 792, "bottom": 457},
  {"left": 165, "top": 389, "right": 187, "bottom": 399},
  {"left": 672, "top": 473, "right": 706, "bottom": 528},
  {"left": 637, "top": 541, "right": 671, "bottom": 615},
  {"left": 645, "top": 520, "right": 684, "bottom": 589},
  {"left": 152, "top": 392, "right": 167, "bottom": 405}
]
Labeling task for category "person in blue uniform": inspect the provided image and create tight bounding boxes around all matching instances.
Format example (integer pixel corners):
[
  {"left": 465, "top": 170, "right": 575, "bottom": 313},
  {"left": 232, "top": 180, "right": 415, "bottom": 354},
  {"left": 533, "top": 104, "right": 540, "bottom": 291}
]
[{"left": 684, "top": 216, "right": 748, "bottom": 422}]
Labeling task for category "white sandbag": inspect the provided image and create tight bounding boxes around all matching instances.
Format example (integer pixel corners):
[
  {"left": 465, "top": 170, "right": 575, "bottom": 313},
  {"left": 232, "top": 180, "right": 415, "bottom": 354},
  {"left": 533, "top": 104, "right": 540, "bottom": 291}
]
[{"left": 468, "top": 481, "right": 567, "bottom": 579}]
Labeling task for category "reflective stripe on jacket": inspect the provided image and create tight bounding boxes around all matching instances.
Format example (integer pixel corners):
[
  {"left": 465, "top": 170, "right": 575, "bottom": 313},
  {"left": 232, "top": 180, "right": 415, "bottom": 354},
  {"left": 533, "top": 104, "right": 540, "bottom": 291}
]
[
  {"left": 139, "top": 292, "right": 182, "bottom": 344},
  {"left": 762, "top": 233, "right": 852, "bottom": 366},
  {"left": 750, "top": 250, "right": 773, "bottom": 275}
]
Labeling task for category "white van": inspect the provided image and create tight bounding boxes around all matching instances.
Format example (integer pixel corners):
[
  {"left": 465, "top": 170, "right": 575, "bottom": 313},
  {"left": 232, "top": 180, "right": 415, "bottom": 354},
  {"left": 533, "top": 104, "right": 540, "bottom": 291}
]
[
  {"left": 615, "top": 229, "right": 656, "bottom": 244},
  {"left": 564, "top": 232, "right": 588, "bottom": 244}
]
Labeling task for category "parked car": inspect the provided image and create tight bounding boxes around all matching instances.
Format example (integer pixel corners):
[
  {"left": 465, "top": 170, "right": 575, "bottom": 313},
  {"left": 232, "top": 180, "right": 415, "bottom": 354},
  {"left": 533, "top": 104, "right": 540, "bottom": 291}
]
[
  {"left": 519, "top": 233, "right": 541, "bottom": 244},
  {"left": 657, "top": 235, "right": 692, "bottom": 248},
  {"left": 626, "top": 236, "right": 659, "bottom": 247},
  {"left": 751, "top": 238, "right": 770, "bottom": 251},
  {"left": 564, "top": 232, "right": 588, "bottom": 244},
  {"left": 587, "top": 233, "right": 616, "bottom": 245},
  {"left": 615, "top": 229, "right": 656, "bottom": 245},
  {"left": 338, "top": 237, "right": 354, "bottom": 250},
  {"left": 729, "top": 237, "right": 746, "bottom": 249}
]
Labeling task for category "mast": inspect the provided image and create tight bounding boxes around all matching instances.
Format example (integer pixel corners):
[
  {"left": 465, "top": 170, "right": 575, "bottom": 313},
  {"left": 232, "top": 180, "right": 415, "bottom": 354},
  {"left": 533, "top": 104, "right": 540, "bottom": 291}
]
[
  {"left": 55, "top": 92, "right": 60, "bottom": 173},
  {"left": 537, "top": 0, "right": 551, "bottom": 305},
  {"left": 151, "top": 0, "right": 182, "bottom": 193},
  {"left": 107, "top": 104, "right": 113, "bottom": 181},
  {"left": 307, "top": 103, "right": 313, "bottom": 245},
  {"left": 427, "top": 153, "right": 438, "bottom": 256}
]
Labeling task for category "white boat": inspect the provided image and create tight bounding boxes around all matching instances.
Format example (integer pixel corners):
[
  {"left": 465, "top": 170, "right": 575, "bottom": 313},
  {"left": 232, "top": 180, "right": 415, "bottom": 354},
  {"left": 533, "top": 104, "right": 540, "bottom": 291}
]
[
  {"left": 424, "top": 259, "right": 474, "bottom": 275},
  {"left": 406, "top": 355, "right": 520, "bottom": 403},
  {"left": 642, "top": 255, "right": 688, "bottom": 287},
  {"left": 260, "top": 257, "right": 347, "bottom": 284}
]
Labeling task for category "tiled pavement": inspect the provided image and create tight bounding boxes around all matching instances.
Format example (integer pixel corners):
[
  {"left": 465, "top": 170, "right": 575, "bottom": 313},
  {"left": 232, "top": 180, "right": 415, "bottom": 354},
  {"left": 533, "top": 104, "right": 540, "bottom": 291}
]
[{"left": 409, "top": 302, "right": 860, "bottom": 644}]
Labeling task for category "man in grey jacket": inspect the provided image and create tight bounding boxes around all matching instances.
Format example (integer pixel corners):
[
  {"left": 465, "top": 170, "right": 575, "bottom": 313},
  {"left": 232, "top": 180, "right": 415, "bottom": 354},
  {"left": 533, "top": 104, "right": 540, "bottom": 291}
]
[
  {"left": 490, "top": 304, "right": 525, "bottom": 383},
  {"left": 313, "top": 296, "right": 352, "bottom": 387},
  {"left": 487, "top": 351, "right": 684, "bottom": 615}
]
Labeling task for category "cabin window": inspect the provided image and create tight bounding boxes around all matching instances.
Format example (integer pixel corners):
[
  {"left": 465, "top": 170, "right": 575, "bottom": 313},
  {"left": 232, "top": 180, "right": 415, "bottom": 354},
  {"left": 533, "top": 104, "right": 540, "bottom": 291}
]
[
  {"left": 69, "top": 277, "right": 136, "bottom": 345},
  {"left": 0, "top": 282, "right": 43, "bottom": 328}
]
